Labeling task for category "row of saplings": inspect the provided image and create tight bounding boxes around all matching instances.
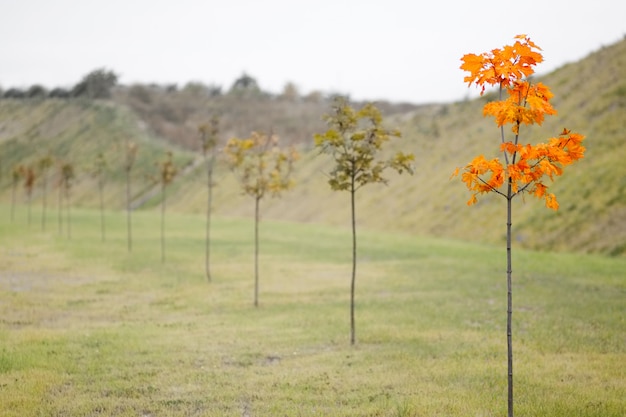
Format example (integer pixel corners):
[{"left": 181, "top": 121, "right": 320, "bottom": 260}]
[
  {"left": 7, "top": 97, "right": 414, "bottom": 343},
  {"left": 7, "top": 37, "right": 588, "bottom": 417}
]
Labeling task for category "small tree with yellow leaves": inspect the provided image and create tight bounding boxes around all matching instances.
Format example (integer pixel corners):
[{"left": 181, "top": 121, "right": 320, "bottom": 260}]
[
  {"left": 224, "top": 131, "right": 298, "bottom": 307},
  {"left": 453, "top": 35, "right": 586, "bottom": 417},
  {"left": 314, "top": 97, "right": 414, "bottom": 345}
]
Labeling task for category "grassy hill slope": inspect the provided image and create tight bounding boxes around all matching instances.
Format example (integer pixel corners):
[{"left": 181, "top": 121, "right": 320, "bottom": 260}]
[{"left": 1, "top": 39, "right": 624, "bottom": 255}]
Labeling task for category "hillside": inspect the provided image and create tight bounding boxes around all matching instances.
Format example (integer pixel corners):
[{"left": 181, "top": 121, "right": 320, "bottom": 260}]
[{"left": 0, "top": 39, "right": 624, "bottom": 255}]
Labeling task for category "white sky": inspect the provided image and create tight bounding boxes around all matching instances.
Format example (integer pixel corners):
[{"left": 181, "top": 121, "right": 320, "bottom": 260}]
[{"left": 2, "top": 0, "right": 624, "bottom": 104}]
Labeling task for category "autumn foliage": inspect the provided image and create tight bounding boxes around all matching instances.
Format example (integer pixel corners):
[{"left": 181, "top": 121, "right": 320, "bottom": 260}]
[
  {"left": 224, "top": 132, "right": 298, "bottom": 199},
  {"left": 454, "top": 35, "right": 586, "bottom": 209}
]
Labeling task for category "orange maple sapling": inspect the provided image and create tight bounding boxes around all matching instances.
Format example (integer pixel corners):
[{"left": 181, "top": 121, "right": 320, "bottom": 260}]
[{"left": 453, "top": 35, "right": 586, "bottom": 417}]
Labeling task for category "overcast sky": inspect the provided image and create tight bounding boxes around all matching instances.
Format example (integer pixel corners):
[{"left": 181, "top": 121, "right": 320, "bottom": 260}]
[{"left": 2, "top": 0, "right": 624, "bottom": 104}]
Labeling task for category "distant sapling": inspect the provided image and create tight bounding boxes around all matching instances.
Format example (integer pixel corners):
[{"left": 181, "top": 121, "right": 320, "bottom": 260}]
[
  {"left": 156, "top": 151, "right": 177, "bottom": 263},
  {"left": 21, "top": 165, "right": 36, "bottom": 227},
  {"left": 125, "top": 142, "right": 138, "bottom": 252},
  {"left": 60, "top": 161, "right": 75, "bottom": 239},
  {"left": 224, "top": 131, "right": 298, "bottom": 307},
  {"left": 314, "top": 97, "right": 414, "bottom": 345},
  {"left": 93, "top": 152, "right": 108, "bottom": 241},
  {"left": 198, "top": 116, "right": 220, "bottom": 282},
  {"left": 38, "top": 155, "right": 54, "bottom": 232},
  {"left": 10, "top": 165, "right": 22, "bottom": 222}
]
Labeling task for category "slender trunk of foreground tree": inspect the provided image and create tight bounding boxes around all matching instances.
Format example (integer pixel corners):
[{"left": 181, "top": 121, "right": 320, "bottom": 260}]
[{"left": 506, "top": 183, "right": 514, "bottom": 417}]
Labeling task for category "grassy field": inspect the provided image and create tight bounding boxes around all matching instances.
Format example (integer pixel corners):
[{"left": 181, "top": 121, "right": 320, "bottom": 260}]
[{"left": 0, "top": 204, "right": 624, "bottom": 416}]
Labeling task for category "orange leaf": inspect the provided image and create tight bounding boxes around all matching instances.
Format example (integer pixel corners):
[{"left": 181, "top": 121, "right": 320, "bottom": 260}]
[
  {"left": 545, "top": 193, "right": 559, "bottom": 210},
  {"left": 501, "top": 142, "right": 519, "bottom": 155},
  {"left": 534, "top": 183, "right": 547, "bottom": 198}
]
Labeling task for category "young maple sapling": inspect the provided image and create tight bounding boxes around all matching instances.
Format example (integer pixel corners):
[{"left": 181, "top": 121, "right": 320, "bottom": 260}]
[{"left": 453, "top": 35, "right": 586, "bottom": 417}]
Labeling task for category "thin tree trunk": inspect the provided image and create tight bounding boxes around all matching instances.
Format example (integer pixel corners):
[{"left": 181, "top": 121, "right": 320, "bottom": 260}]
[
  {"left": 350, "top": 184, "right": 357, "bottom": 345},
  {"left": 11, "top": 184, "right": 16, "bottom": 222},
  {"left": 126, "top": 169, "right": 132, "bottom": 253},
  {"left": 58, "top": 186, "right": 63, "bottom": 234},
  {"left": 66, "top": 187, "right": 71, "bottom": 240},
  {"left": 161, "top": 183, "right": 166, "bottom": 263},
  {"left": 41, "top": 176, "right": 47, "bottom": 231},
  {"left": 501, "top": 82, "right": 514, "bottom": 417},
  {"left": 254, "top": 196, "right": 260, "bottom": 307},
  {"left": 27, "top": 193, "right": 32, "bottom": 227},
  {"left": 205, "top": 156, "right": 214, "bottom": 282},
  {"left": 506, "top": 184, "right": 514, "bottom": 417},
  {"left": 99, "top": 177, "right": 105, "bottom": 242}
]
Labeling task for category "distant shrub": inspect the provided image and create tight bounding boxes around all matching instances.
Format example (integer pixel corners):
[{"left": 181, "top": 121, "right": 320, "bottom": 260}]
[
  {"left": 49, "top": 88, "right": 71, "bottom": 99},
  {"left": 229, "top": 73, "right": 261, "bottom": 96},
  {"left": 72, "top": 68, "right": 118, "bottom": 99},
  {"left": 3, "top": 88, "right": 26, "bottom": 99},
  {"left": 27, "top": 85, "right": 47, "bottom": 99},
  {"left": 128, "top": 84, "right": 153, "bottom": 105},
  {"left": 207, "top": 84, "right": 222, "bottom": 97}
]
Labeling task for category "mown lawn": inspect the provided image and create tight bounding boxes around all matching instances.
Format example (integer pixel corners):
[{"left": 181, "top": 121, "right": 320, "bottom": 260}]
[{"left": 0, "top": 205, "right": 624, "bottom": 416}]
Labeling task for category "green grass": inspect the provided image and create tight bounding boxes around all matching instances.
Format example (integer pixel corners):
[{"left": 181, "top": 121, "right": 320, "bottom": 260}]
[{"left": 0, "top": 204, "right": 624, "bottom": 416}]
